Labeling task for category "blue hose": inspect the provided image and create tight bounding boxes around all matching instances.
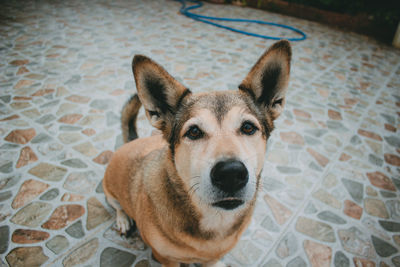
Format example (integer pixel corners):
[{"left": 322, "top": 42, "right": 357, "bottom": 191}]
[{"left": 175, "top": 0, "right": 307, "bottom": 41}]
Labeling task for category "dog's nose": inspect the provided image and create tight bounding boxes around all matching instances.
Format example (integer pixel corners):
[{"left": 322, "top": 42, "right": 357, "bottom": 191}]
[{"left": 210, "top": 160, "right": 249, "bottom": 194}]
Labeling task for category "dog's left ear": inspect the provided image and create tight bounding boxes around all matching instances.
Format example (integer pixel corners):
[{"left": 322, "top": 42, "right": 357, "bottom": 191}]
[
  {"left": 132, "top": 55, "right": 190, "bottom": 130},
  {"left": 239, "top": 40, "right": 291, "bottom": 120}
]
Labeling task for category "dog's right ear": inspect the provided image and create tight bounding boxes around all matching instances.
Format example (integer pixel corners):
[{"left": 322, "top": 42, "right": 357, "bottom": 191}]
[{"left": 132, "top": 55, "right": 191, "bottom": 130}]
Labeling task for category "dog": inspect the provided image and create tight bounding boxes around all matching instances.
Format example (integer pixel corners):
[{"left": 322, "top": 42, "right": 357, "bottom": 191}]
[{"left": 103, "top": 40, "right": 292, "bottom": 267}]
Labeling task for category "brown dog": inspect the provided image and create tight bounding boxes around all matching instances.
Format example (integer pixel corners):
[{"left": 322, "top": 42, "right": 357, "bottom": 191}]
[{"left": 103, "top": 40, "right": 292, "bottom": 267}]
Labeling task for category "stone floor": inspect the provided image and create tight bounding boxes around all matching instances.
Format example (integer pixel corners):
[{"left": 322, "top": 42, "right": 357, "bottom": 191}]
[{"left": 1, "top": 0, "right": 400, "bottom": 266}]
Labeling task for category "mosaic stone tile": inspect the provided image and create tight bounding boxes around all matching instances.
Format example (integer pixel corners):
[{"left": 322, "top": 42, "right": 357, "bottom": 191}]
[
  {"left": 100, "top": 247, "right": 137, "bottom": 267},
  {"left": 264, "top": 194, "right": 292, "bottom": 225},
  {"left": 58, "top": 113, "right": 83, "bottom": 124},
  {"left": 106, "top": 111, "right": 120, "bottom": 126},
  {"left": 338, "top": 226, "right": 376, "bottom": 258},
  {"left": 58, "top": 132, "right": 83, "bottom": 144},
  {"left": 6, "top": 246, "right": 48, "bottom": 267},
  {"left": 378, "top": 221, "right": 400, "bottom": 232},
  {"left": 304, "top": 240, "right": 332, "bottom": 267},
  {"left": 307, "top": 148, "right": 329, "bottom": 167},
  {"left": 392, "top": 256, "right": 400, "bottom": 266},
  {"left": 385, "top": 200, "right": 400, "bottom": 221},
  {"left": 10, "top": 202, "right": 52, "bottom": 227},
  {"left": 86, "top": 196, "right": 112, "bottom": 230},
  {"left": 380, "top": 191, "right": 396, "bottom": 198},
  {"left": 4, "top": 128, "right": 36, "bottom": 144},
  {"left": 61, "top": 158, "right": 88, "bottom": 168},
  {"left": 261, "top": 215, "right": 280, "bottom": 232},
  {"left": 66, "top": 220, "right": 85, "bottom": 239},
  {"left": 371, "top": 235, "right": 398, "bottom": 257},
  {"left": 312, "top": 188, "right": 341, "bottom": 209},
  {"left": 36, "top": 114, "right": 56, "bottom": 124},
  {"left": 280, "top": 131, "right": 304, "bottom": 145},
  {"left": 63, "top": 171, "right": 97, "bottom": 194},
  {"left": 73, "top": 141, "right": 98, "bottom": 157},
  {"left": 393, "top": 235, "right": 400, "bottom": 246},
  {"left": 93, "top": 150, "right": 114, "bottom": 165},
  {"left": 384, "top": 136, "right": 400, "bottom": 148},
  {"left": 388, "top": 183, "right": 400, "bottom": 196},
  {"left": 295, "top": 216, "right": 335, "bottom": 242},
  {"left": 263, "top": 259, "right": 283, "bottom": 267},
  {"left": 135, "top": 260, "right": 151, "bottom": 267},
  {"left": 287, "top": 256, "right": 307, "bottom": 267},
  {"left": 0, "top": 162, "right": 12, "bottom": 174},
  {"left": 61, "top": 192, "right": 85, "bottom": 202},
  {"left": 0, "top": 174, "right": 21, "bottom": 191},
  {"left": 342, "top": 178, "right": 364, "bottom": 204},
  {"left": 40, "top": 188, "right": 59, "bottom": 201},
  {"left": 384, "top": 153, "right": 400, "bottom": 166},
  {"left": 11, "top": 179, "right": 49, "bottom": 209},
  {"left": 0, "top": 226, "right": 9, "bottom": 254},
  {"left": 11, "top": 229, "right": 49, "bottom": 244},
  {"left": 334, "top": 251, "right": 350, "bottom": 267},
  {"left": 365, "top": 198, "right": 389, "bottom": 219},
  {"left": 15, "top": 146, "right": 38, "bottom": 168},
  {"left": 82, "top": 128, "right": 96, "bottom": 136},
  {"left": 343, "top": 200, "right": 363, "bottom": 220},
  {"left": 367, "top": 172, "right": 396, "bottom": 191},
  {"left": 304, "top": 202, "right": 318, "bottom": 214},
  {"left": 276, "top": 232, "right": 297, "bottom": 259},
  {"left": 62, "top": 238, "right": 99, "bottom": 267},
  {"left": 353, "top": 257, "right": 376, "bottom": 267},
  {"left": 93, "top": 129, "right": 115, "bottom": 142},
  {"left": 31, "top": 133, "right": 52, "bottom": 144},
  {"left": 56, "top": 103, "right": 79, "bottom": 116},
  {"left": 96, "top": 181, "right": 104, "bottom": 193},
  {"left": 366, "top": 186, "right": 378, "bottom": 197},
  {"left": 78, "top": 114, "right": 103, "bottom": 126},
  {"left": 317, "top": 210, "right": 346, "bottom": 224},
  {"left": 230, "top": 240, "right": 263, "bottom": 265},
  {"left": 0, "top": 191, "right": 12, "bottom": 202},
  {"left": 46, "top": 235, "right": 69, "bottom": 255},
  {"left": 42, "top": 204, "right": 85, "bottom": 230},
  {"left": 28, "top": 163, "right": 67, "bottom": 182}
]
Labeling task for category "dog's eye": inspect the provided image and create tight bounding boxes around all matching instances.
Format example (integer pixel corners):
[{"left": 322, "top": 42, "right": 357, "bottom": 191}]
[
  {"left": 240, "top": 121, "right": 258, "bottom": 135},
  {"left": 184, "top": 125, "right": 204, "bottom": 140}
]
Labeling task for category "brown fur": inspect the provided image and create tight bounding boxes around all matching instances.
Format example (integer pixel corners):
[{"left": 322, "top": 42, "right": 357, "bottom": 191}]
[{"left": 103, "top": 40, "right": 292, "bottom": 267}]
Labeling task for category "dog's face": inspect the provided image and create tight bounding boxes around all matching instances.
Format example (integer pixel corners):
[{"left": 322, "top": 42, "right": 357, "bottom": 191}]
[
  {"left": 173, "top": 93, "right": 268, "bottom": 211},
  {"left": 132, "top": 40, "right": 291, "bottom": 211}
]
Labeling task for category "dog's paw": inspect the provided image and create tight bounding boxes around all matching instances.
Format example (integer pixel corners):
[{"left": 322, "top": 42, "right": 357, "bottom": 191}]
[
  {"left": 125, "top": 220, "right": 137, "bottom": 238},
  {"left": 116, "top": 210, "right": 131, "bottom": 234}
]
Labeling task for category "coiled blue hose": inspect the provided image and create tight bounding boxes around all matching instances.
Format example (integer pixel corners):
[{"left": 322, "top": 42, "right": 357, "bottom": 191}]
[{"left": 175, "top": 0, "right": 307, "bottom": 41}]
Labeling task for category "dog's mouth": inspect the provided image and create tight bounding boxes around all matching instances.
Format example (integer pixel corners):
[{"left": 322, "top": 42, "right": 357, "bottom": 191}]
[{"left": 212, "top": 198, "right": 244, "bottom": 210}]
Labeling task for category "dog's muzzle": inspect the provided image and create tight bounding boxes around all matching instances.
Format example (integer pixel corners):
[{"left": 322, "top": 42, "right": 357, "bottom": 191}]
[{"left": 210, "top": 159, "right": 249, "bottom": 210}]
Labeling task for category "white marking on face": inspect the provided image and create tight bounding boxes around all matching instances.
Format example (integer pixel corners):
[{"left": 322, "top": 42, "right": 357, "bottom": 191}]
[{"left": 175, "top": 106, "right": 267, "bottom": 216}]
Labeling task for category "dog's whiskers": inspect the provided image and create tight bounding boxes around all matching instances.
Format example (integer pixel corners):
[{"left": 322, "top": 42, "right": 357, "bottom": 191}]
[{"left": 188, "top": 182, "right": 200, "bottom": 196}]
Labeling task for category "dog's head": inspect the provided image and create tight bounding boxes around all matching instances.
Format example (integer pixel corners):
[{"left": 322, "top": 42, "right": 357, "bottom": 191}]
[{"left": 132, "top": 40, "right": 291, "bottom": 212}]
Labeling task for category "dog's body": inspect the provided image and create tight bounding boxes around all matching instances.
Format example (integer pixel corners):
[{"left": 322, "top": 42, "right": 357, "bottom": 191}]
[
  {"left": 103, "top": 133, "right": 251, "bottom": 265},
  {"left": 103, "top": 40, "right": 292, "bottom": 267}
]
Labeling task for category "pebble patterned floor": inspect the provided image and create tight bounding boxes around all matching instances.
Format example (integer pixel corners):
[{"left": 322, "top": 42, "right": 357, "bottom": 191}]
[{"left": 1, "top": 0, "right": 400, "bottom": 266}]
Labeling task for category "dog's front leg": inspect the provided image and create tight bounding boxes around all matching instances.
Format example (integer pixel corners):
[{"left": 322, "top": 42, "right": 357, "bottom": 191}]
[
  {"left": 203, "top": 260, "right": 227, "bottom": 267},
  {"left": 104, "top": 192, "right": 131, "bottom": 234}
]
